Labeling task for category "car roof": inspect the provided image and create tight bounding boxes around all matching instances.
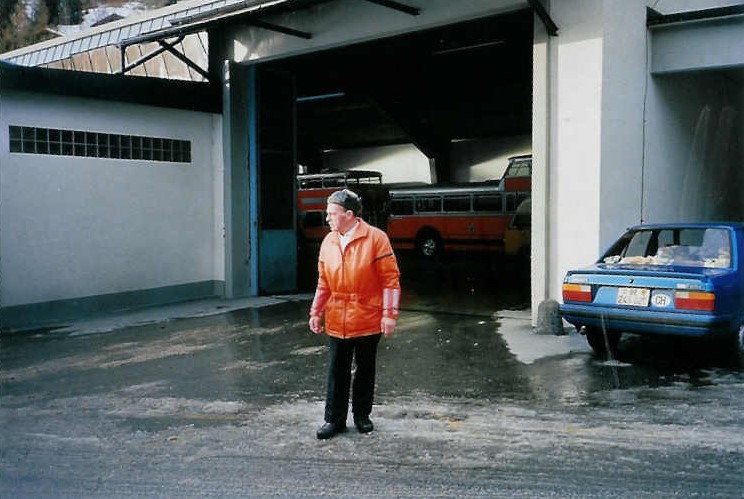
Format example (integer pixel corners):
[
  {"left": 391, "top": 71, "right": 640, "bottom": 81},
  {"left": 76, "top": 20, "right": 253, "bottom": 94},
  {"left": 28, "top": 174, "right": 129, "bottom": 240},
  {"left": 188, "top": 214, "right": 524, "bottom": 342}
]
[{"left": 626, "top": 222, "right": 744, "bottom": 231}]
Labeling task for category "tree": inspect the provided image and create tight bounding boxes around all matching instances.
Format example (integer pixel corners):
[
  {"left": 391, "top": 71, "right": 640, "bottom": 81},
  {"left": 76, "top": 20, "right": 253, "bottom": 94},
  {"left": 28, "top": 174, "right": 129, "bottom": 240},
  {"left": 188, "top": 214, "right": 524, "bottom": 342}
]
[
  {"left": 58, "top": 0, "right": 83, "bottom": 25},
  {"left": 0, "top": 0, "right": 55, "bottom": 53}
]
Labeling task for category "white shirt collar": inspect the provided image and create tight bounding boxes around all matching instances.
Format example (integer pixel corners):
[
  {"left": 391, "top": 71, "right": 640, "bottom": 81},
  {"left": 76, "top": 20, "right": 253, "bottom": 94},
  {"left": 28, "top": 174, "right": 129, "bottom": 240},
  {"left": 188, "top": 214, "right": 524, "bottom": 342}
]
[{"left": 338, "top": 220, "right": 360, "bottom": 252}]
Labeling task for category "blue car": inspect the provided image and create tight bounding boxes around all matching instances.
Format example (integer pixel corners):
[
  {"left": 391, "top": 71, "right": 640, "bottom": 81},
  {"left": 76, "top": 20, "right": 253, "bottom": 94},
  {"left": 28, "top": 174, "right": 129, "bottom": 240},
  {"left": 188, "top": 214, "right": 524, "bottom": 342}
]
[{"left": 560, "top": 223, "right": 744, "bottom": 358}]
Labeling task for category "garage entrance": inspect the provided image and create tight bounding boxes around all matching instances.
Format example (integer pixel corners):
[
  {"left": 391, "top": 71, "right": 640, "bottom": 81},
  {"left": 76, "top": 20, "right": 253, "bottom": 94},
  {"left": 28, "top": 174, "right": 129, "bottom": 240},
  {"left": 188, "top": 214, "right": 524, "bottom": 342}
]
[
  {"left": 253, "top": 8, "right": 535, "bottom": 308},
  {"left": 643, "top": 8, "right": 744, "bottom": 225},
  {"left": 643, "top": 69, "right": 743, "bottom": 223}
]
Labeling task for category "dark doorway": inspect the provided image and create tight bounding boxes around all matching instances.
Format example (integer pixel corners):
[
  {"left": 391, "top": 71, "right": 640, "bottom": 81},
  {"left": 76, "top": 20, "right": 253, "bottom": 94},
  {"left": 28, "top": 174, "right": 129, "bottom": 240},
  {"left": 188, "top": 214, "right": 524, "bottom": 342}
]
[
  {"left": 252, "top": 67, "right": 298, "bottom": 294},
  {"left": 264, "top": 8, "right": 534, "bottom": 180},
  {"left": 260, "top": 9, "right": 534, "bottom": 303}
]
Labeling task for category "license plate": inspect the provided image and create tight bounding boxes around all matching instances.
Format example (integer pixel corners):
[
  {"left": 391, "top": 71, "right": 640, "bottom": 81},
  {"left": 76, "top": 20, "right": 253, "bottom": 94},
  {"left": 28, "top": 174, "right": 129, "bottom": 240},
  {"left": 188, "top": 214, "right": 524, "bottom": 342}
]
[{"left": 616, "top": 287, "right": 650, "bottom": 306}]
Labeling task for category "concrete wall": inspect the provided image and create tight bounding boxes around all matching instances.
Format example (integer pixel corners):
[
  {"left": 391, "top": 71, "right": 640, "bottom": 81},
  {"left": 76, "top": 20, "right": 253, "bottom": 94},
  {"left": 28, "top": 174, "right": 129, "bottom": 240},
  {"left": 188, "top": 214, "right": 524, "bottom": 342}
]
[
  {"left": 323, "top": 135, "right": 531, "bottom": 185},
  {"left": 598, "top": 1, "right": 647, "bottom": 245},
  {"left": 450, "top": 136, "right": 532, "bottom": 182},
  {"left": 643, "top": 71, "right": 744, "bottom": 223},
  {"left": 324, "top": 144, "right": 431, "bottom": 184},
  {"left": 643, "top": 6, "right": 744, "bottom": 223},
  {"left": 229, "top": 0, "right": 526, "bottom": 63},
  {"left": 0, "top": 90, "right": 224, "bottom": 318},
  {"left": 650, "top": 15, "right": 744, "bottom": 74},
  {"left": 654, "top": 0, "right": 744, "bottom": 10},
  {"left": 545, "top": 0, "right": 607, "bottom": 303}
]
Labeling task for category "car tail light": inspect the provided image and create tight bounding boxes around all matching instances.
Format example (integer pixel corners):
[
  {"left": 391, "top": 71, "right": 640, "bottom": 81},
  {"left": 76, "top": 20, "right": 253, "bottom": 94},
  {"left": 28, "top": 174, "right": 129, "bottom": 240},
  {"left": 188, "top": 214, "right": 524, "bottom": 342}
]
[
  {"left": 675, "top": 291, "right": 715, "bottom": 311},
  {"left": 563, "top": 283, "right": 592, "bottom": 302}
]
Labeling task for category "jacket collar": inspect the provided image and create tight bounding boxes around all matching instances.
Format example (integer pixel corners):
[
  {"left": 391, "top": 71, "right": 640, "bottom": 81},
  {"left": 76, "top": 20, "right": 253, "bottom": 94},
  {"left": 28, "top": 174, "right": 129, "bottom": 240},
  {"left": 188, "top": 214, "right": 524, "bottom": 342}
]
[{"left": 332, "top": 218, "right": 369, "bottom": 246}]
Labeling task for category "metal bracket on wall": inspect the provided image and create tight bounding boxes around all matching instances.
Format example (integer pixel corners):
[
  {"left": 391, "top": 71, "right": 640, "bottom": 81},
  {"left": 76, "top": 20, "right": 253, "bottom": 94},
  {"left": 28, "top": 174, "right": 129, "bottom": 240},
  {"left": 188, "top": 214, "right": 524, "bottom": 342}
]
[
  {"left": 363, "top": 0, "right": 420, "bottom": 16},
  {"left": 119, "top": 36, "right": 210, "bottom": 80},
  {"left": 527, "top": 0, "right": 558, "bottom": 36}
]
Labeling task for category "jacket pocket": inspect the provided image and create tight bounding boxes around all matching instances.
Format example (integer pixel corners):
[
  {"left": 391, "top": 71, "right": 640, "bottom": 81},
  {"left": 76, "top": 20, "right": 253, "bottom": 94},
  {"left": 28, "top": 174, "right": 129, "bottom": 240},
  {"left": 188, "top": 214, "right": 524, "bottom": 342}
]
[{"left": 349, "top": 301, "right": 381, "bottom": 332}]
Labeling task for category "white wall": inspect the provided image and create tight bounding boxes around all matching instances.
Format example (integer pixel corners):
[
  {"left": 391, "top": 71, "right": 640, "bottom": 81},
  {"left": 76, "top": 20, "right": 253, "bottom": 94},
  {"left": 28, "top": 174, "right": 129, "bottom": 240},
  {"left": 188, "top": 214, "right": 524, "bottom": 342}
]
[
  {"left": 323, "top": 135, "right": 532, "bottom": 185},
  {"left": 547, "top": 0, "right": 606, "bottom": 302},
  {"left": 644, "top": 71, "right": 744, "bottom": 223},
  {"left": 323, "top": 144, "right": 431, "bottom": 184},
  {"left": 652, "top": 0, "right": 744, "bottom": 14},
  {"left": 650, "top": 14, "right": 744, "bottom": 74},
  {"left": 0, "top": 90, "right": 224, "bottom": 307},
  {"left": 598, "top": 1, "right": 647, "bottom": 244},
  {"left": 643, "top": 6, "right": 744, "bottom": 224},
  {"left": 229, "top": 0, "right": 527, "bottom": 63},
  {"left": 450, "top": 136, "right": 532, "bottom": 182}
]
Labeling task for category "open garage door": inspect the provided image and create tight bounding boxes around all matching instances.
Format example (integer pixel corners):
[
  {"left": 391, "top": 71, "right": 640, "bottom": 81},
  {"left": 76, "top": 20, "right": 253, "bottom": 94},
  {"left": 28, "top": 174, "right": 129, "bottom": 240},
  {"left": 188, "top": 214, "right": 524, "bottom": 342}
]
[
  {"left": 644, "top": 9, "right": 744, "bottom": 224},
  {"left": 248, "top": 66, "right": 298, "bottom": 294},
  {"left": 265, "top": 9, "right": 536, "bottom": 311}
]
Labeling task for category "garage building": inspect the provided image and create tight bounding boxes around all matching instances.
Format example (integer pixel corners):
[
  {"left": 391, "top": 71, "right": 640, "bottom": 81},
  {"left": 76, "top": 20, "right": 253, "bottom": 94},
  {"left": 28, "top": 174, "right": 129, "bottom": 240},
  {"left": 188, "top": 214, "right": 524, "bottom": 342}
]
[{"left": 1, "top": 0, "right": 742, "bottom": 329}]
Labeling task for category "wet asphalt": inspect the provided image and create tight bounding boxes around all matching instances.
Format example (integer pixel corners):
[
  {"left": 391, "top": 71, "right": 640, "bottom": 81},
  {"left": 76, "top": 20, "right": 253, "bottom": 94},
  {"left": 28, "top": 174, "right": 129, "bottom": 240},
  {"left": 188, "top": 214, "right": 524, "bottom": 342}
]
[{"left": 1, "top": 253, "right": 744, "bottom": 497}]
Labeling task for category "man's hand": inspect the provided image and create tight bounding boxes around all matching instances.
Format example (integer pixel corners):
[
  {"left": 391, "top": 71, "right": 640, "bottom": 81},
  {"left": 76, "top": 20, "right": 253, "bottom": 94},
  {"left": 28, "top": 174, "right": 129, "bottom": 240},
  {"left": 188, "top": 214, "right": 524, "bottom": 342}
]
[
  {"left": 381, "top": 317, "right": 397, "bottom": 338},
  {"left": 309, "top": 315, "right": 323, "bottom": 334}
]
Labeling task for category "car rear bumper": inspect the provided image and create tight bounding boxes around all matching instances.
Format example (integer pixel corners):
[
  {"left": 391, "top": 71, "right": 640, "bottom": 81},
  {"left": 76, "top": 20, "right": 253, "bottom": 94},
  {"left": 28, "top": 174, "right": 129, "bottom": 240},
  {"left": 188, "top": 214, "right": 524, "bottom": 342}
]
[{"left": 559, "top": 303, "right": 735, "bottom": 337}]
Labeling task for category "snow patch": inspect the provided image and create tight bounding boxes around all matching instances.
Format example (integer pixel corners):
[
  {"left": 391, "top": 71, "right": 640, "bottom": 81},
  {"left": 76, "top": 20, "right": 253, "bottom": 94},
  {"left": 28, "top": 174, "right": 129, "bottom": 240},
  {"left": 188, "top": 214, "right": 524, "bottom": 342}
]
[{"left": 54, "top": 1, "right": 147, "bottom": 36}]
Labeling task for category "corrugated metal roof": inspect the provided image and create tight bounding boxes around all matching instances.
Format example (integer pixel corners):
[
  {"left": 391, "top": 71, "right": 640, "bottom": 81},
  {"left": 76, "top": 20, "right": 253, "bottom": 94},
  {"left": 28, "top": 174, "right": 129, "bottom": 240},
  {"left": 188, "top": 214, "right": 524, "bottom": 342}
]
[
  {"left": 0, "top": 0, "right": 249, "bottom": 66},
  {"left": 121, "top": 0, "right": 306, "bottom": 47}
]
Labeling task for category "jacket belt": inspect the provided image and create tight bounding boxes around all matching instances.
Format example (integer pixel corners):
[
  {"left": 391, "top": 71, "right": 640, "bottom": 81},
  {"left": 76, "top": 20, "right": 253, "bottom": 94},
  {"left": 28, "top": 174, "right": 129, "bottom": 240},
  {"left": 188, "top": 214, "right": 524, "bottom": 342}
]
[{"left": 331, "top": 292, "right": 367, "bottom": 301}]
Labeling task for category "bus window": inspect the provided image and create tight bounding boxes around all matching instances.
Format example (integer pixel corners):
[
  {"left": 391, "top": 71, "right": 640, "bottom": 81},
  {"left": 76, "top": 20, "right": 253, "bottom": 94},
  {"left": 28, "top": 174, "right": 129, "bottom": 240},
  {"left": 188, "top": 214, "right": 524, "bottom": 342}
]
[
  {"left": 473, "top": 194, "right": 502, "bottom": 212},
  {"left": 443, "top": 196, "right": 471, "bottom": 212},
  {"left": 516, "top": 192, "right": 530, "bottom": 207},
  {"left": 505, "top": 193, "right": 518, "bottom": 212},
  {"left": 390, "top": 198, "right": 414, "bottom": 216},
  {"left": 501, "top": 155, "right": 532, "bottom": 192},
  {"left": 506, "top": 160, "right": 531, "bottom": 178},
  {"left": 416, "top": 196, "right": 442, "bottom": 213}
]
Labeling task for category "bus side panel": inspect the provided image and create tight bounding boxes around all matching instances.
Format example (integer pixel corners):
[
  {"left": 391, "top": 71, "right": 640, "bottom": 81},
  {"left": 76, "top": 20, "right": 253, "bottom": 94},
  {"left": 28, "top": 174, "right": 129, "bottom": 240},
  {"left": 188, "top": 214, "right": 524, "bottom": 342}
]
[
  {"left": 387, "top": 216, "right": 444, "bottom": 250},
  {"left": 444, "top": 216, "right": 477, "bottom": 241},
  {"left": 479, "top": 215, "right": 510, "bottom": 249},
  {"left": 298, "top": 188, "right": 334, "bottom": 212},
  {"left": 388, "top": 214, "right": 511, "bottom": 252},
  {"left": 504, "top": 178, "right": 531, "bottom": 192}
]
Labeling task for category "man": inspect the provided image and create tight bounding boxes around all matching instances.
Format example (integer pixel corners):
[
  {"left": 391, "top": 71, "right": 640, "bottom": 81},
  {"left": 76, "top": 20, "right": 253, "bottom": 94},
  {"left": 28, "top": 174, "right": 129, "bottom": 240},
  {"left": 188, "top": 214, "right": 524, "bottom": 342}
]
[{"left": 309, "top": 188, "right": 401, "bottom": 440}]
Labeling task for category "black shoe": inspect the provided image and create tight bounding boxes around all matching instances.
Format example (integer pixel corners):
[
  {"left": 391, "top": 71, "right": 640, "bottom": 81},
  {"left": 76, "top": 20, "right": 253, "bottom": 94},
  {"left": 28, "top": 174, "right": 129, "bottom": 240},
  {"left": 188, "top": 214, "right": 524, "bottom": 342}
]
[
  {"left": 354, "top": 415, "right": 374, "bottom": 434},
  {"left": 316, "top": 421, "right": 347, "bottom": 440}
]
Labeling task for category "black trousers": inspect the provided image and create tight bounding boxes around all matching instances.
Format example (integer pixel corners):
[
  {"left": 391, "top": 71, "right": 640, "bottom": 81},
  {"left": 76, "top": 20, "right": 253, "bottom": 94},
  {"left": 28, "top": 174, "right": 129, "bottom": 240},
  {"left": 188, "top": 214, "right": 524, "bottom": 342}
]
[{"left": 324, "top": 333, "right": 382, "bottom": 424}]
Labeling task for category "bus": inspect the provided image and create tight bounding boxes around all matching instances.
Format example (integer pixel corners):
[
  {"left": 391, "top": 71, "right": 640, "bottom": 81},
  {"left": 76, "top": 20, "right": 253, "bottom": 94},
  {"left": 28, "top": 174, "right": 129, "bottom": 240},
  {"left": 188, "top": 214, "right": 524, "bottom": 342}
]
[
  {"left": 297, "top": 170, "right": 389, "bottom": 250},
  {"left": 297, "top": 169, "right": 383, "bottom": 189},
  {"left": 498, "top": 154, "right": 532, "bottom": 192},
  {"left": 386, "top": 183, "right": 530, "bottom": 258},
  {"left": 504, "top": 196, "right": 531, "bottom": 259}
]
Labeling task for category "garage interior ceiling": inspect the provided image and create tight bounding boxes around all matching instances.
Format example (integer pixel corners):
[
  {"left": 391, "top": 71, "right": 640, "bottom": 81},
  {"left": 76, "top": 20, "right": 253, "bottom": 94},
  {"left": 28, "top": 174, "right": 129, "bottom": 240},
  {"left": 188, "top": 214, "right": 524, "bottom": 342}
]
[{"left": 261, "top": 8, "right": 534, "bottom": 170}]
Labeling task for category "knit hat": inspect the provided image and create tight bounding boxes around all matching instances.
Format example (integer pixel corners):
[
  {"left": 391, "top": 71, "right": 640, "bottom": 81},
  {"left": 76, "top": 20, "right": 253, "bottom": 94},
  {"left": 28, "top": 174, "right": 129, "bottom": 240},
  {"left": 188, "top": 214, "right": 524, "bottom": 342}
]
[{"left": 327, "top": 189, "right": 362, "bottom": 215}]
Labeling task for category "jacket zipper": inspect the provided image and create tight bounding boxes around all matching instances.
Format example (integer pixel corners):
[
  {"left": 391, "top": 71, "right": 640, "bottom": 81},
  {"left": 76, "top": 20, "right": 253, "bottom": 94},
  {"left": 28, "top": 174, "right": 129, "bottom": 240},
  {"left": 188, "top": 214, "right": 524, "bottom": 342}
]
[{"left": 340, "top": 240, "right": 347, "bottom": 339}]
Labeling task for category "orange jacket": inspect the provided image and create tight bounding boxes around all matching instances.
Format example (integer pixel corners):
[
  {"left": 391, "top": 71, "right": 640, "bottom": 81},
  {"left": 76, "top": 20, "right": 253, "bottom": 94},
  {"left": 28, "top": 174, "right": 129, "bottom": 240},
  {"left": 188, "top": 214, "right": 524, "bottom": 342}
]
[{"left": 310, "top": 219, "right": 401, "bottom": 338}]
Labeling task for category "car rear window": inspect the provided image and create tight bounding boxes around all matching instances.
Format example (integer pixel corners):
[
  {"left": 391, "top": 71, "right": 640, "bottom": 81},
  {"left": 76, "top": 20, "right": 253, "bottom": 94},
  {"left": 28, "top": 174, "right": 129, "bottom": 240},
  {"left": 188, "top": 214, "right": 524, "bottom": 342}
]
[{"left": 602, "top": 228, "right": 731, "bottom": 268}]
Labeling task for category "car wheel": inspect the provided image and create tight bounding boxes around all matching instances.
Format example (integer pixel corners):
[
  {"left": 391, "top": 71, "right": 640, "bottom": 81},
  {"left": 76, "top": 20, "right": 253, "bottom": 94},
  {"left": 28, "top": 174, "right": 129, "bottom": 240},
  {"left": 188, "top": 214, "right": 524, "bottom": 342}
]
[
  {"left": 584, "top": 327, "right": 621, "bottom": 359},
  {"left": 736, "top": 323, "right": 744, "bottom": 352},
  {"left": 416, "top": 230, "right": 441, "bottom": 258},
  {"left": 730, "top": 323, "right": 744, "bottom": 368}
]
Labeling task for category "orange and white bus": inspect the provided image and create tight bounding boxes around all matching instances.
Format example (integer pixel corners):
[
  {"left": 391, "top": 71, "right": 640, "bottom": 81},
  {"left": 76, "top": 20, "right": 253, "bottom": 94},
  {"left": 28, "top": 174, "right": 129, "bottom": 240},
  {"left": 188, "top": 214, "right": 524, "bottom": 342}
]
[
  {"left": 297, "top": 170, "right": 388, "bottom": 249},
  {"left": 386, "top": 183, "right": 530, "bottom": 258},
  {"left": 500, "top": 154, "right": 532, "bottom": 192}
]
